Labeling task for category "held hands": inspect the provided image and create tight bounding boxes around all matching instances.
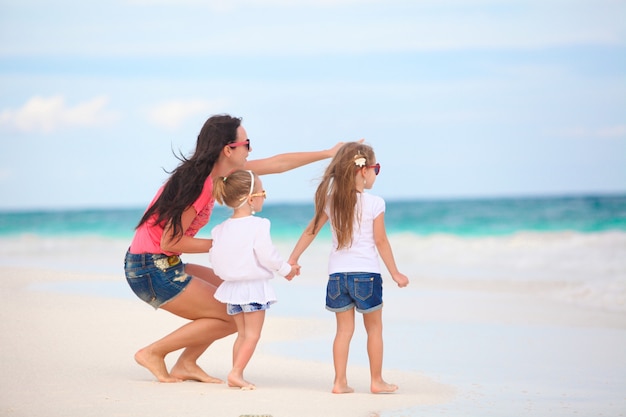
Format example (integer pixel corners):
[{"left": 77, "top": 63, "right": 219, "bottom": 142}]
[
  {"left": 284, "top": 262, "right": 301, "bottom": 281},
  {"left": 392, "top": 272, "right": 409, "bottom": 288}
]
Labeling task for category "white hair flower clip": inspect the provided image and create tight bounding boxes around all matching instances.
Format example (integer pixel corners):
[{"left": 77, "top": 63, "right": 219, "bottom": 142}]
[{"left": 354, "top": 156, "right": 366, "bottom": 167}]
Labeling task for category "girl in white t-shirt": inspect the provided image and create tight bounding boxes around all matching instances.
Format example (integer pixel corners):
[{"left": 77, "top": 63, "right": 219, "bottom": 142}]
[
  {"left": 210, "top": 169, "right": 299, "bottom": 389},
  {"left": 289, "top": 142, "right": 409, "bottom": 394}
]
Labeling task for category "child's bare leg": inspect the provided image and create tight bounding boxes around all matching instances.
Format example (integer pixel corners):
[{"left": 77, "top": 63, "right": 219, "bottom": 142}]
[
  {"left": 231, "top": 314, "right": 244, "bottom": 368},
  {"left": 332, "top": 308, "right": 355, "bottom": 394},
  {"left": 227, "top": 313, "right": 249, "bottom": 388},
  {"left": 363, "top": 309, "right": 398, "bottom": 393},
  {"left": 228, "top": 310, "right": 265, "bottom": 389}
]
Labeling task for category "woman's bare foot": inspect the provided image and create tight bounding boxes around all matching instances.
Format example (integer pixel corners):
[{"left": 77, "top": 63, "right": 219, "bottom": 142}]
[
  {"left": 371, "top": 380, "right": 398, "bottom": 394},
  {"left": 332, "top": 383, "right": 355, "bottom": 394},
  {"left": 170, "top": 360, "right": 224, "bottom": 383},
  {"left": 227, "top": 372, "right": 256, "bottom": 390},
  {"left": 134, "top": 348, "right": 181, "bottom": 383}
]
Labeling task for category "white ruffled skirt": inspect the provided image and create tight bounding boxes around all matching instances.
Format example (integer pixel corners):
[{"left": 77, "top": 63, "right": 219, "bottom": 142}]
[{"left": 214, "top": 279, "right": 277, "bottom": 305}]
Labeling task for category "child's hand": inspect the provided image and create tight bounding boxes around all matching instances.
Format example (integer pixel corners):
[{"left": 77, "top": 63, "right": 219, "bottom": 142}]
[
  {"left": 285, "top": 264, "right": 301, "bottom": 281},
  {"left": 288, "top": 259, "right": 301, "bottom": 275},
  {"left": 392, "top": 272, "right": 409, "bottom": 288}
]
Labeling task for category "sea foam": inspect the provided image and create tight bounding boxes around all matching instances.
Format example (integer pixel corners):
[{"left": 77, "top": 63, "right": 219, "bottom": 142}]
[{"left": 1, "top": 230, "right": 624, "bottom": 313}]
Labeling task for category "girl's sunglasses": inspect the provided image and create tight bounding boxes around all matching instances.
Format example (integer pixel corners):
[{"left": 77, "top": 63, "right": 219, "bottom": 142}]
[
  {"left": 368, "top": 163, "right": 381, "bottom": 175},
  {"left": 250, "top": 190, "right": 267, "bottom": 199},
  {"left": 228, "top": 139, "right": 251, "bottom": 150}
]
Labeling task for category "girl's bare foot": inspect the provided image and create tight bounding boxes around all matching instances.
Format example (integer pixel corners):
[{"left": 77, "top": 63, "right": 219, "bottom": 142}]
[
  {"left": 227, "top": 372, "right": 256, "bottom": 390},
  {"left": 371, "top": 380, "right": 398, "bottom": 394},
  {"left": 332, "top": 383, "right": 355, "bottom": 394},
  {"left": 170, "top": 361, "right": 223, "bottom": 383},
  {"left": 134, "top": 348, "right": 181, "bottom": 383}
]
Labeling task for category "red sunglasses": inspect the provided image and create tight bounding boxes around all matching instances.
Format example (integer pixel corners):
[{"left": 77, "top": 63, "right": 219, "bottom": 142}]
[
  {"left": 228, "top": 139, "right": 251, "bottom": 150},
  {"left": 367, "top": 163, "right": 381, "bottom": 175}
]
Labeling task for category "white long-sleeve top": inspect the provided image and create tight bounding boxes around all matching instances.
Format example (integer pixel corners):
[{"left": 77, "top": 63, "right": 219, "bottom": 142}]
[{"left": 209, "top": 216, "right": 291, "bottom": 305}]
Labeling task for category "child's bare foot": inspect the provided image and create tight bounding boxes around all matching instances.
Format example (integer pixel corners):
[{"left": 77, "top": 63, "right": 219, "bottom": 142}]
[
  {"left": 170, "top": 361, "right": 223, "bottom": 383},
  {"left": 227, "top": 373, "right": 256, "bottom": 390},
  {"left": 332, "top": 383, "right": 355, "bottom": 394},
  {"left": 371, "top": 380, "right": 398, "bottom": 394},
  {"left": 134, "top": 348, "right": 181, "bottom": 383}
]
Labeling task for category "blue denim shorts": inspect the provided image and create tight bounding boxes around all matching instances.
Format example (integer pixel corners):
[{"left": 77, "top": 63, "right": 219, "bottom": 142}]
[
  {"left": 124, "top": 250, "right": 192, "bottom": 309},
  {"left": 326, "top": 272, "right": 383, "bottom": 314},
  {"left": 227, "top": 302, "right": 272, "bottom": 316}
]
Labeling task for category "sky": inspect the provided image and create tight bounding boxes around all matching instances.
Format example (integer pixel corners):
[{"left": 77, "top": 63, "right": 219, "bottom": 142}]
[{"left": 0, "top": 0, "right": 625, "bottom": 211}]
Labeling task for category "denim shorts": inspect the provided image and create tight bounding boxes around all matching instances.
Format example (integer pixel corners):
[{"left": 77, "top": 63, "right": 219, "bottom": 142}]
[
  {"left": 124, "top": 250, "right": 192, "bottom": 309},
  {"left": 326, "top": 272, "right": 383, "bottom": 314},
  {"left": 227, "top": 302, "right": 272, "bottom": 316}
]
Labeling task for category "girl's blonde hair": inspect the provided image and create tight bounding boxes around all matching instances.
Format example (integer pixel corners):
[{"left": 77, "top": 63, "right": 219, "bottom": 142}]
[
  {"left": 213, "top": 169, "right": 259, "bottom": 208},
  {"left": 311, "top": 142, "right": 376, "bottom": 249}
]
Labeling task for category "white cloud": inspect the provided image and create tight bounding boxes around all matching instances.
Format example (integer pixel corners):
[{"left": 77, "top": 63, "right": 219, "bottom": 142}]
[
  {"left": 145, "top": 99, "right": 230, "bottom": 130},
  {"left": 552, "top": 125, "right": 626, "bottom": 139},
  {"left": 596, "top": 125, "right": 626, "bottom": 139},
  {"left": 0, "top": 95, "right": 119, "bottom": 134}
]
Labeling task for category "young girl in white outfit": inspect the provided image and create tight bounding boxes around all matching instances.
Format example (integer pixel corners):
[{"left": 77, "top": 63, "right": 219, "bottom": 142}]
[
  {"left": 289, "top": 142, "right": 409, "bottom": 394},
  {"left": 210, "top": 169, "right": 299, "bottom": 389}
]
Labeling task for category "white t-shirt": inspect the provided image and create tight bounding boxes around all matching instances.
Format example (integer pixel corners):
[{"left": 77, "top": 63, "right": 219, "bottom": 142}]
[
  {"left": 209, "top": 216, "right": 291, "bottom": 305},
  {"left": 326, "top": 192, "right": 385, "bottom": 274}
]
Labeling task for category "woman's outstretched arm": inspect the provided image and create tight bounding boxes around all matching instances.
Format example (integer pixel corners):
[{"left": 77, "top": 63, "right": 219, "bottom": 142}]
[{"left": 245, "top": 141, "right": 356, "bottom": 175}]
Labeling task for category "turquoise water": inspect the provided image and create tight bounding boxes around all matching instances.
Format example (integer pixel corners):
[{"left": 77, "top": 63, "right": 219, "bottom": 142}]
[{"left": 1, "top": 194, "right": 624, "bottom": 239}]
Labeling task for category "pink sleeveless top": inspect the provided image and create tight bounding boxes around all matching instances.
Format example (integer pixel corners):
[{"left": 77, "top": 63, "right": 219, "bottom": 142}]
[{"left": 129, "top": 176, "right": 215, "bottom": 256}]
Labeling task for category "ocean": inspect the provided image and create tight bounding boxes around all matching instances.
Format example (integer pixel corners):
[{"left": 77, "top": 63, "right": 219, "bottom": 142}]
[
  {"left": 1, "top": 194, "right": 625, "bottom": 314},
  {"left": 1, "top": 194, "right": 625, "bottom": 239}
]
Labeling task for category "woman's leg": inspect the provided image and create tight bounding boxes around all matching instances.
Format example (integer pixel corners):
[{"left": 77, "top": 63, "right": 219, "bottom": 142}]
[
  {"left": 134, "top": 264, "right": 236, "bottom": 383},
  {"left": 228, "top": 310, "right": 265, "bottom": 389},
  {"left": 332, "top": 308, "right": 355, "bottom": 393},
  {"left": 185, "top": 263, "right": 224, "bottom": 287},
  {"left": 362, "top": 309, "right": 397, "bottom": 393}
]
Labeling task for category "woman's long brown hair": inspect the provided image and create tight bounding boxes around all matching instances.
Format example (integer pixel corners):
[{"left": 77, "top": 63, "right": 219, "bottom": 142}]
[{"left": 136, "top": 114, "right": 242, "bottom": 240}]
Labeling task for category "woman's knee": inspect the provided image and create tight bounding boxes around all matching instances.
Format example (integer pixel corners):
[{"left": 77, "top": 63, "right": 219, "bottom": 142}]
[{"left": 185, "top": 263, "right": 223, "bottom": 287}]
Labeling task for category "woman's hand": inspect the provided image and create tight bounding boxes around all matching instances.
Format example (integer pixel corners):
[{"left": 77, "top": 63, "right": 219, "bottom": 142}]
[
  {"left": 160, "top": 206, "right": 213, "bottom": 254},
  {"left": 325, "top": 138, "right": 365, "bottom": 158}
]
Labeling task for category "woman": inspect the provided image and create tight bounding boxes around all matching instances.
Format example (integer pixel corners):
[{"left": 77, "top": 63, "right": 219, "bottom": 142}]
[{"left": 124, "top": 114, "right": 342, "bottom": 383}]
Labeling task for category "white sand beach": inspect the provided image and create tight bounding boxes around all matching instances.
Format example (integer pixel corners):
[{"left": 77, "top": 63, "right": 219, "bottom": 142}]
[
  {"left": 0, "top": 266, "right": 453, "bottom": 417},
  {"left": 1, "top": 234, "right": 625, "bottom": 417}
]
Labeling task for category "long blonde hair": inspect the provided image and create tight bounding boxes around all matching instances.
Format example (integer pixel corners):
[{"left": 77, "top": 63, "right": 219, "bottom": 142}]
[{"left": 311, "top": 142, "right": 376, "bottom": 249}]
